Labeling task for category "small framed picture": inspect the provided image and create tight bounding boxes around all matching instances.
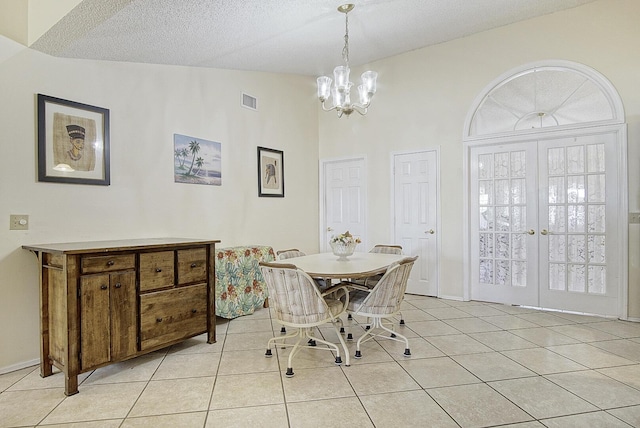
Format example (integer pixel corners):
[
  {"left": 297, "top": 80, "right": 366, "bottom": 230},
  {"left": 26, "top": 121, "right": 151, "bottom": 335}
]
[
  {"left": 37, "top": 94, "right": 110, "bottom": 185},
  {"left": 257, "top": 146, "right": 284, "bottom": 197}
]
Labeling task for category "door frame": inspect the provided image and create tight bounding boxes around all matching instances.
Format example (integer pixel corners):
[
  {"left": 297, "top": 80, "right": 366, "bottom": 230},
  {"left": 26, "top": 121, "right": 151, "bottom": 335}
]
[
  {"left": 319, "top": 156, "right": 368, "bottom": 253},
  {"left": 390, "top": 148, "right": 441, "bottom": 297},
  {"left": 463, "top": 124, "right": 628, "bottom": 319}
]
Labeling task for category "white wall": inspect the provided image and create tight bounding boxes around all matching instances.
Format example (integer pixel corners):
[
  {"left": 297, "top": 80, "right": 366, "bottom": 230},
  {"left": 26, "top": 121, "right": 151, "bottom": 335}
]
[
  {"left": 319, "top": 0, "right": 640, "bottom": 308},
  {"left": 0, "top": 40, "right": 319, "bottom": 371},
  {"left": 3, "top": 0, "right": 640, "bottom": 373}
]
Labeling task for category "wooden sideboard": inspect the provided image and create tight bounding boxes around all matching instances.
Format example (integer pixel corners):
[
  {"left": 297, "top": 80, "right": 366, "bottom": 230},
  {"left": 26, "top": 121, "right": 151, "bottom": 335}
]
[{"left": 23, "top": 238, "right": 219, "bottom": 395}]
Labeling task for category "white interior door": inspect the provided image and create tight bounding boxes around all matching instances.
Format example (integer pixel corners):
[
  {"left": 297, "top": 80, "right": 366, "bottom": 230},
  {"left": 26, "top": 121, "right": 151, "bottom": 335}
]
[
  {"left": 321, "top": 158, "right": 367, "bottom": 252},
  {"left": 470, "top": 132, "right": 621, "bottom": 316},
  {"left": 393, "top": 151, "right": 439, "bottom": 296}
]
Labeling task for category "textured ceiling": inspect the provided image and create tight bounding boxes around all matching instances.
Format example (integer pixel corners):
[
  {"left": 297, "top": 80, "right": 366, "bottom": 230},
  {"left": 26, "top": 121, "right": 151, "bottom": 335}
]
[{"left": 30, "top": 0, "right": 597, "bottom": 76}]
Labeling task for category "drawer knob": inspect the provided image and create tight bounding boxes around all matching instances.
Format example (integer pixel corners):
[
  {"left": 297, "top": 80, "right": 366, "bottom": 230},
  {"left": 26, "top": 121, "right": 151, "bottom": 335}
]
[
  {"left": 156, "top": 317, "right": 163, "bottom": 323},
  {"left": 190, "top": 263, "right": 197, "bottom": 268},
  {"left": 100, "top": 285, "right": 108, "bottom": 290},
  {"left": 114, "top": 283, "right": 122, "bottom": 288},
  {"left": 155, "top": 268, "right": 162, "bottom": 273},
  {"left": 191, "top": 309, "right": 197, "bottom": 313},
  {"left": 107, "top": 260, "right": 115, "bottom": 266}
]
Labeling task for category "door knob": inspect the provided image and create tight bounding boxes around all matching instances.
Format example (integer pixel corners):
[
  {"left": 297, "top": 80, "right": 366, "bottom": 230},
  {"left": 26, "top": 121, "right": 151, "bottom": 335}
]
[
  {"left": 327, "top": 227, "right": 333, "bottom": 232},
  {"left": 425, "top": 229, "right": 435, "bottom": 234},
  {"left": 527, "top": 229, "right": 535, "bottom": 235},
  {"left": 541, "top": 229, "right": 548, "bottom": 235}
]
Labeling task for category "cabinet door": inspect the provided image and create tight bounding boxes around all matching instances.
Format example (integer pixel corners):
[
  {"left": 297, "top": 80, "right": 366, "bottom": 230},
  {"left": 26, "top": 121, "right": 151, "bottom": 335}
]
[
  {"left": 80, "top": 274, "right": 111, "bottom": 369},
  {"left": 80, "top": 271, "right": 137, "bottom": 369},
  {"left": 110, "top": 271, "right": 137, "bottom": 360}
]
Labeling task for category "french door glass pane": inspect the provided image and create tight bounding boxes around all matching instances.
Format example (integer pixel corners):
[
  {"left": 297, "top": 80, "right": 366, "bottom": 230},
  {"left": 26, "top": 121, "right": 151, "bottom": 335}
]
[
  {"left": 475, "top": 149, "right": 527, "bottom": 287},
  {"left": 546, "top": 141, "right": 606, "bottom": 296}
]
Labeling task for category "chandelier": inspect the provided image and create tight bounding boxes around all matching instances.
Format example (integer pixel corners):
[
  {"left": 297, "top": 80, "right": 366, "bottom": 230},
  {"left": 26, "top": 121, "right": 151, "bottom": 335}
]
[{"left": 317, "top": 4, "right": 377, "bottom": 118}]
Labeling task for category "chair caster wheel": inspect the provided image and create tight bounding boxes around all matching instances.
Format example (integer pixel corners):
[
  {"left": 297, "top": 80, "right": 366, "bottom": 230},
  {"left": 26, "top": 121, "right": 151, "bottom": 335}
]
[
  {"left": 365, "top": 326, "right": 371, "bottom": 330},
  {"left": 404, "top": 348, "right": 411, "bottom": 356},
  {"left": 265, "top": 349, "right": 272, "bottom": 357},
  {"left": 390, "top": 333, "right": 396, "bottom": 338},
  {"left": 286, "top": 368, "right": 294, "bottom": 377},
  {"left": 348, "top": 314, "right": 352, "bottom": 320},
  {"left": 280, "top": 327, "right": 286, "bottom": 334},
  {"left": 347, "top": 333, "right": 353, "bottom": 341},
  {"left": 355, "top": 350, "right": 362, "bottom": 359},
  {"left": 308, "top": 340, "right": 316, "bottom": 347},
  {"left": 400, "top": 320, "right": 405, "bottom": 325},
  {"left": 340, "top": 327, "right": 345, "bottom": 333},
  {"left": 335, "top": 356, "right": 342, "bottom": 365}
]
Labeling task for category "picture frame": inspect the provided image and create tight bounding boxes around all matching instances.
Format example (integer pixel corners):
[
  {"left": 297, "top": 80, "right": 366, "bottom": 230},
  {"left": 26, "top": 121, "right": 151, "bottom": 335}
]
[
  {"left": 37, "top": 94, "right": 110, "bottom": 185},
  {"left": 257, "top": 146, "right": 284, "bottom": 197},
  {"left": 174, "top": 133, "right": 222, "bottom": 186}
]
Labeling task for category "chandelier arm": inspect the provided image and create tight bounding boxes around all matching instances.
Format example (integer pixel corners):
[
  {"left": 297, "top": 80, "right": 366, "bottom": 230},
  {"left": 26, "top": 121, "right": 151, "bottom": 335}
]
[
  {"left": 320, "top": 100, "right": 340, "bottom": 113},
  {"left": 350, "top": 104, "right": 369, "bottom": 116}
]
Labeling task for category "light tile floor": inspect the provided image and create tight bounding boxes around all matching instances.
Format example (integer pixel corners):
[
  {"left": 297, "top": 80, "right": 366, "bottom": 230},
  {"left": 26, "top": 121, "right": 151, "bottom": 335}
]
[{"left": 2, "top": 295, "right": 640, "bottom": 427}]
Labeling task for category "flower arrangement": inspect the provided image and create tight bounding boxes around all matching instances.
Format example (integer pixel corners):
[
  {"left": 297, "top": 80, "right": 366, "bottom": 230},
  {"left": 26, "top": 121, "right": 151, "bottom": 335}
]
[
  {"left": 330, "top": 231, "right": 361, "bottom": 259},
  {"left": 330, "top": 231, "right": 361, "bottom": 245}
]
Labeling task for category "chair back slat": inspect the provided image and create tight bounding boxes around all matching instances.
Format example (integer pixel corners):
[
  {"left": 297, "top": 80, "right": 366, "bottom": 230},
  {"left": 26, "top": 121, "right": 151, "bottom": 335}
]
[
  {"left": 260, "top": 262, "right": 332, "bottom": 325},
  {"left": 277, "top": 249, "right": 306, "bottom": 260},
  {"left": 353, "top": 256, "right": 417, "bottom": 315},
  {"left": 370, "top": 245, "right": 403, "bottom": 255}
]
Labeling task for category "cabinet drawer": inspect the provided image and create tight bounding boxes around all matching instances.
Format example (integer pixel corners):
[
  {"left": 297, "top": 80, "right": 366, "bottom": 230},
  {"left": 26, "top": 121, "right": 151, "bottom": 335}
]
[
  {"left": 140, "top": 284, "right": 207, "bottom": 350},
  {"left": 177, "top": 248, "right": 207, "bottom": 285},
  {"left": 82, "top": 254, "right": 135, "bottom": 274},
  {"left": 139, "top": 251, "right": 174, "bottom": 292}
]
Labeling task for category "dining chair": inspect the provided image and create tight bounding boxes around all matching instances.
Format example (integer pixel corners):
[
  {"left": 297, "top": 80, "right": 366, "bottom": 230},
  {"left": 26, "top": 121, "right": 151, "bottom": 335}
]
[
  {"left": 351, "top": 244, "right": 406, "bottom": 325},
  {"left": 259, "top": 261, "right": 350, "bottom": 377},
  {"left": 370, "top": 244, "right": 403, "bottom": 255},
  {"left": 276, "top": 248, "right": 306, "bottom": 260},
  {"left": 346, "top": 256, "right": 417, "bottom": 359}
]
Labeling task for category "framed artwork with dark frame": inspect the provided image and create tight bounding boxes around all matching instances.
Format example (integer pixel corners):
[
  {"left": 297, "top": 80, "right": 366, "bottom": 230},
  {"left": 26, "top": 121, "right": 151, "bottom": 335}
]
[
  {"left": 37, "top": 94, "right": 110, "bottom": 185},
  {"left": 257, "top": 146, "right": 284, "bottom": 197}
]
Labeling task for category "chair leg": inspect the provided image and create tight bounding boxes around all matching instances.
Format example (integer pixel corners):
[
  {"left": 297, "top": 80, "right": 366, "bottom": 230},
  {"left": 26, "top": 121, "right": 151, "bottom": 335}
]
[
  {"left": 377, "top": 317, "right": 411, "bottom": 356},
  {"left": 266, "top": 327, "right": 302, "bottom": 356},
  {"left": 351, "top": 317, "right": 411, "bottom": 358}
]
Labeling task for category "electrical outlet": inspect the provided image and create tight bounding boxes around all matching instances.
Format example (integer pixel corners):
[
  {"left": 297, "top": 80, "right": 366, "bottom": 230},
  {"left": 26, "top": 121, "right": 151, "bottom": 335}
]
[
  {"left": 630, "top": 213, "right": 640, "bottom": 224},
  {"left": 10, "top": 214, "right": 29, "bottom": 230}
]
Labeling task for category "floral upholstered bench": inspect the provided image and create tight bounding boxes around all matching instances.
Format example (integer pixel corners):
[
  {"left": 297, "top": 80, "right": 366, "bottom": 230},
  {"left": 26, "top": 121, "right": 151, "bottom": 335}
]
[{"left": 215, "top": 245, "right": 275, "bottom": 319}]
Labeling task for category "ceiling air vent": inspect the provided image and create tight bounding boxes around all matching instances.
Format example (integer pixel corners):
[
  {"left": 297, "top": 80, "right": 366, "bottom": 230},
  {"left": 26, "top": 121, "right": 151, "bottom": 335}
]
[{"left": 241, "top": 92, "right": 257, "bottom": 111}]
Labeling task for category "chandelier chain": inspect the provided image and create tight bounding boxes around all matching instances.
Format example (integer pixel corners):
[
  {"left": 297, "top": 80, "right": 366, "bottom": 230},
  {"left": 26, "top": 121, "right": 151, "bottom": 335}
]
[{"left": 342, "top": 12, "right": 350, "bottom": 67}]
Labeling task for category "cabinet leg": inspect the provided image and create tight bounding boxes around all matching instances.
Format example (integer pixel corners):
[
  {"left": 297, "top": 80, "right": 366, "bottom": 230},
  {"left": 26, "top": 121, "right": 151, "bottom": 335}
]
[
  {"left": 64, "top": 374, "right": 79, "bottom": 396},
  {"left": 263, "top": 297, "right": 269, "bottom": 308},
  {"left": 40, "top": 355, "right": 53, "bottom": 378}
]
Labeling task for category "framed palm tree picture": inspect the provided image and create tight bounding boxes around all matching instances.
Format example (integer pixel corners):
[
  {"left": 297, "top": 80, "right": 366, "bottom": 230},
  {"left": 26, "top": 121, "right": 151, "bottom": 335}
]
[{"left": 173, "top": 134, "right": 221, "bottom": 185}]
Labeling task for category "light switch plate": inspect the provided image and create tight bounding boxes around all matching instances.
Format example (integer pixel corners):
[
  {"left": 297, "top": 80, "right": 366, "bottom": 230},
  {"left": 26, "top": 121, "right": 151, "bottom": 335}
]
[{"left": 10, "top": 214, "right": 28, "bottom": 230}]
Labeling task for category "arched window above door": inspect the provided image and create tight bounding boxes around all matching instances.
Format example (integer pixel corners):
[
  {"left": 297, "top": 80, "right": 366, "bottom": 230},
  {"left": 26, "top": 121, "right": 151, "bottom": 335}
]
[{"left": 465, "top": 60, "right": 624, "bottom": 138}]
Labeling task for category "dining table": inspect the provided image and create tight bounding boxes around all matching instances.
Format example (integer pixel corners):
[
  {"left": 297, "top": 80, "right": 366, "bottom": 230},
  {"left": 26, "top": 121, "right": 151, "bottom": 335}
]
[{"left": 270, "top": 251, "right": 406, "bottom": 280}]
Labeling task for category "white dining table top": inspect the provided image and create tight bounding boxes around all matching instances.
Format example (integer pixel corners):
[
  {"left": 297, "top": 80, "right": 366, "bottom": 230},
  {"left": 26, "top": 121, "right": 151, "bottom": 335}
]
[{"left": 271, "top": 252, "right": 406, "bottom": 279}]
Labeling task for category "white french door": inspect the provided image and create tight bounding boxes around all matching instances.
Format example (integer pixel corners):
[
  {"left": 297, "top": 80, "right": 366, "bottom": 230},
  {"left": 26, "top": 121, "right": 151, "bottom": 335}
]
[
  {"left": 471, "top": 142, "right": 539, "bottom": 306},
  {"left": 321, "top": 158, "right": 367, "bottom": 252},
  {"left": 393, "top": 150, "right": 439, "bottom": 296},
  {"left": 470, "top": 131, "right": 621, "bottom": 316}
]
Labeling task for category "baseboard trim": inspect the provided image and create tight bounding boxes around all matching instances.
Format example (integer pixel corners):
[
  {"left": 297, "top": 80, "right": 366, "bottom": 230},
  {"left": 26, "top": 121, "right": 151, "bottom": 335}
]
[{"left": 0, "top": 359, "right": 39, "bottom": 376}]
